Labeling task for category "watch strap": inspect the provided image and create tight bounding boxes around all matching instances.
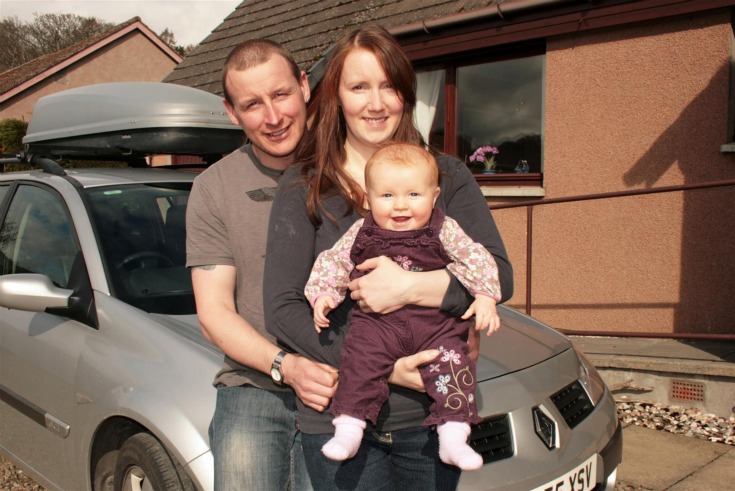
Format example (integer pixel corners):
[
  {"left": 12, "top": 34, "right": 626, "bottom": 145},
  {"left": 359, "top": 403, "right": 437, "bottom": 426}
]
[{"left": 272, "top": 350, "right": 287, "bottom": 369}]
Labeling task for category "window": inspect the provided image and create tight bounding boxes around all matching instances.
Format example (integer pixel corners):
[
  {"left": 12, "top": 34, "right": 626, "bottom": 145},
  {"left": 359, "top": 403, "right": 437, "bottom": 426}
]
[
  {"left": 0, "top": 185, "right": 80, "bottom": 288},
  {"left": 83, "top": 183, "right": 195, "bottom": 315},
  {"left": 0, "top": 184, "right": 9, "bottom": 206},
  {"left": 415, "top": 47, "right": 545, "bottom": 187}
]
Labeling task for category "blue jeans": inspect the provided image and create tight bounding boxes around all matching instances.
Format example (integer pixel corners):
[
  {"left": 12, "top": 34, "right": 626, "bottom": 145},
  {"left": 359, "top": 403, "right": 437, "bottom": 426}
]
[
  {"left": 209, "top": 385, "right": 311, "bottom": 491},
  {"left": 301, "top": 426, "right": 460, "bottom": 491}
]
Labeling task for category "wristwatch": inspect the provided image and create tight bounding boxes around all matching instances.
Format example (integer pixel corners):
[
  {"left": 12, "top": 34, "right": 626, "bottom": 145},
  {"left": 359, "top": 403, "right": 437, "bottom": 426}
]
[{"left": 270, "top": 350, "right": 287, "bottom": 385}]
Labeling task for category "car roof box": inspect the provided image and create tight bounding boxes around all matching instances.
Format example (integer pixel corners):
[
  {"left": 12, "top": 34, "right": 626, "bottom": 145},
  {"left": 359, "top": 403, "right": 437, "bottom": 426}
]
[{"left": 22, "top": 82, "right": 243, "bottom": 161}]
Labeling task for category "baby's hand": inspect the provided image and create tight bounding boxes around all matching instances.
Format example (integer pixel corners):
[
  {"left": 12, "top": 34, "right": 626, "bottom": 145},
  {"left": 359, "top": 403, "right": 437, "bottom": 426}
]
[
  {"left": 461, "top": 295, "right": 500, "bottom": 335},
  {"left": 313, "top": 295, "right": 336, "bottom": 333}
]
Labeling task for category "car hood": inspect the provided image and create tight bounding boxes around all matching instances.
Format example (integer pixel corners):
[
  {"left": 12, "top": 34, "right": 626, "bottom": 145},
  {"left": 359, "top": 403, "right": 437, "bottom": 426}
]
[
  {"left": 475, "top": 306, "right": 571, "bottom": 381},
  {"left": 150, "top": 313, "right": 222, "bottom": 357},
  {"left": 150, "top": 308, "right": 570, "bottom": 382}
]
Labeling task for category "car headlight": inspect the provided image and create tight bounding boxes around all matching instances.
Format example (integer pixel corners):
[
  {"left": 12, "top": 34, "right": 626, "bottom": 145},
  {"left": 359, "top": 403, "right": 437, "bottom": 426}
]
[{"left": 574, "top": 348, "right": 606, "bottom": 405}]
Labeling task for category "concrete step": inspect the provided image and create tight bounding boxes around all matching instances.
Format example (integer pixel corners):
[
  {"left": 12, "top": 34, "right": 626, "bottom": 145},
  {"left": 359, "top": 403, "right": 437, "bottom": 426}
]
[{"left": 569, "top": 336, "right": 735, "bottom": 418}]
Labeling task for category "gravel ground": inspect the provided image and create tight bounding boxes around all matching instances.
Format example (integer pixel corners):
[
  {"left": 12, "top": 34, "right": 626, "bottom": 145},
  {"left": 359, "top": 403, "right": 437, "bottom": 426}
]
[
  {"left": 0, "top": 454, "right": 45, "bottom": 491},
  {"left": 2, "top": 402, "right": 733, "bottom": 491},
  {"left": 616, "top": 401, "right": 735, "bottom": 445}
]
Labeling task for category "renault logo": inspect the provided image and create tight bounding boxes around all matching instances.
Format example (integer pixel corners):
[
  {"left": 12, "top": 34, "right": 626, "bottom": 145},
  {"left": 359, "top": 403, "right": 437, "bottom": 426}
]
[{"left": 533, "top": 407, "right": 557, "bottom": 450}]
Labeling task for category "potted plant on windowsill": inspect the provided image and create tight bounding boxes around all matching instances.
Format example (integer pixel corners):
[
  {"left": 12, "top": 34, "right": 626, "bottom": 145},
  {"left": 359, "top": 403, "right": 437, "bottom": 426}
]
[{"left": 470, "top": 145, "right": 500, "bottom": 174}]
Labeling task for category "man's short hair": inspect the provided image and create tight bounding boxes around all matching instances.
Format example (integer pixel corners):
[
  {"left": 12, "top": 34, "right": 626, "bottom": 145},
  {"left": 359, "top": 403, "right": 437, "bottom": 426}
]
[{"left": 221, "top": 39, "right": 301, "bottom": 104}]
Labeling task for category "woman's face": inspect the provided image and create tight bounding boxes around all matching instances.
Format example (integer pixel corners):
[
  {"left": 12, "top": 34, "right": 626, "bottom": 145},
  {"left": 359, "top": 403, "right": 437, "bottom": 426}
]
[{"left": 338, "top": 49, "right": 404, "bottom": 155}]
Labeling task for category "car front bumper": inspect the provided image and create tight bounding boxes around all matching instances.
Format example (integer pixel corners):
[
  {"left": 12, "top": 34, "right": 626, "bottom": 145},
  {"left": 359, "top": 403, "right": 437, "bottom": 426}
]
[{"left": 458, "top": 347, "right": 622, "bottom": 490}]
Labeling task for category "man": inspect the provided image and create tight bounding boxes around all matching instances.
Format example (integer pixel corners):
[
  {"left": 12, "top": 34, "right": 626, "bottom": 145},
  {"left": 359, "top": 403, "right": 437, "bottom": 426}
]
[{"left": 186, "top": 40, "right": 337, "bottom": 490}]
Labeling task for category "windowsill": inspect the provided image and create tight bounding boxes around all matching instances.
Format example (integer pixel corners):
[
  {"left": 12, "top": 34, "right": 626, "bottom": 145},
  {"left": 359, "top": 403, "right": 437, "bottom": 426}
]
[
  {"left": 481, "top": 186, "right": 546, "bottom": 198},
  {"left": 473, "top": 172, "right": 544, "bottom": 197},
  {"left": 721, "top": 142, "right": 735, "bottom": 153}
]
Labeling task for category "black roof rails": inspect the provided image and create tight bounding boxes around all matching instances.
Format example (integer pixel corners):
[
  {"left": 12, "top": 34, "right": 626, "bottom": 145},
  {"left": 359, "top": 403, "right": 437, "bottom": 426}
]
[{"left": 0, "top": 153, "right": 66, "bottom": 176}]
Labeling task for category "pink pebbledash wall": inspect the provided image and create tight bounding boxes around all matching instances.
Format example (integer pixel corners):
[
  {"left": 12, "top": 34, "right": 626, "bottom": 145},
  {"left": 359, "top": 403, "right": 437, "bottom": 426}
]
[{"left": 492, "top": 9, "right": 735, "bottom": 335}]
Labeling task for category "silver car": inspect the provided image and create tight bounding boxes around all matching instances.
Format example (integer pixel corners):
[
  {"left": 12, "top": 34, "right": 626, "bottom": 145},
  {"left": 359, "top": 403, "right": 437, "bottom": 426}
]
[{"left": 0, "top": 82, "right": 621, "bottom": 491}]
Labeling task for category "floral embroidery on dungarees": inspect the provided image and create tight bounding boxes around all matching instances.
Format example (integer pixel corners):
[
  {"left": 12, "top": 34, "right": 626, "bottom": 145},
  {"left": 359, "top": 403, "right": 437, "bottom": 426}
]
[
  {"left": 392, "top": 255, "right": 423, "bottom": 272},
  {"left": 433, "top": 345, "right": 476, "bottom": 418},
  {"left": 435, "top": 374, "right": 450, "bottom": 395}
]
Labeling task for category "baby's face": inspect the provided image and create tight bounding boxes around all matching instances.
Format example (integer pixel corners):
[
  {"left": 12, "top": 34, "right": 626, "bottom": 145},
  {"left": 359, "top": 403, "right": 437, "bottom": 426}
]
[{"left": 365, "top": 160, "right": 440, "bottom": 231}]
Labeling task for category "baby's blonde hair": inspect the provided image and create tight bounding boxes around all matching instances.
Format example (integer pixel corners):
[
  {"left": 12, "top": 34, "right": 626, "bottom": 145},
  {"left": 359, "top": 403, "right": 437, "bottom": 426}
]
[{"left": 365, "top": 143, "right": 439, "bottom": 189}]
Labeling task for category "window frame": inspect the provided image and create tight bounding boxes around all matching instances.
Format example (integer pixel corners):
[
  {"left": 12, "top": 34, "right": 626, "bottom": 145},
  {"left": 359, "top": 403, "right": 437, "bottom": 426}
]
[{"left": 414, "top": 41, "right": 546, "bottom": 188}]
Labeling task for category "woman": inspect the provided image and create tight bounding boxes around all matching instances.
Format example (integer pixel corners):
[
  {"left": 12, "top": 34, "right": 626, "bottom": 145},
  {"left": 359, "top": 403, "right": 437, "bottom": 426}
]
[{"left": 264, "top": 26, "right": 513, "bottom": 490}]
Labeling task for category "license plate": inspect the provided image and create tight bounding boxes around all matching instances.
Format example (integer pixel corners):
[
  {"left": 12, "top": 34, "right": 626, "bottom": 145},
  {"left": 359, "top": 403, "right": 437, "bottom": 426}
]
[{"left": 530, "top": 454, "right": 597, "bottom": 491}]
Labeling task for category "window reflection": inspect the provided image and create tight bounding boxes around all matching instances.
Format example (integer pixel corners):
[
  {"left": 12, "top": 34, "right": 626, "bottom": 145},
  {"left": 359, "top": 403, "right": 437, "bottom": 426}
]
[
  {"left": 0, "top": 185, "right": 79, "bottom": 288},
  {"left": 457, "top": 55, "right": 544, "bottom": 174},
  {"left": 417, "top": 54, "right": 544, "bottom": 177}
]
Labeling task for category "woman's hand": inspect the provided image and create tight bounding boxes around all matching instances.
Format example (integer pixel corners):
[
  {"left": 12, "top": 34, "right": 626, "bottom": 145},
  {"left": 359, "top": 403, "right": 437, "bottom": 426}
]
[
  {"left": 349, "top": 256, "right": 450, "bottom": 314},
  {"left": 387, "top": 349, "right": 441, "bottom": 392},
  {"left": 348, "top": 256, "right": 410, "bottom": 313}
]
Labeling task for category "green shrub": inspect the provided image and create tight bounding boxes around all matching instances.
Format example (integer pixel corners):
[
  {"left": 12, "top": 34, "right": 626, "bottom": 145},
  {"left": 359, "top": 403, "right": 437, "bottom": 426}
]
[{"left": 0, "top": 118, "right": 28, "bottom": 154}]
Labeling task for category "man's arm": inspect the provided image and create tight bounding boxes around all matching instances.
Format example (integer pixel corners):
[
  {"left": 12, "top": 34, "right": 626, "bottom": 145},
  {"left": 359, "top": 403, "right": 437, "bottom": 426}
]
[{"left": 192, "top": 265, "right": 337, "bottom": 411}]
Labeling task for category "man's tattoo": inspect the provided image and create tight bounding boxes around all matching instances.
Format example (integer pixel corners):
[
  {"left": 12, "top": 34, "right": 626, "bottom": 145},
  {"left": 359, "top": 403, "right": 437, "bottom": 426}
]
[{"left": 193, "top": 265, "right": 216, "bottom": 271}]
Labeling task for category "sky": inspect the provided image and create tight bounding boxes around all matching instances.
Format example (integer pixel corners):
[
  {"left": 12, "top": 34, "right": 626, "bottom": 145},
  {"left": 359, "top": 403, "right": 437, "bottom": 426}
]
[{"left": 0, "top": 0, "right": 241, "bottom": 46}]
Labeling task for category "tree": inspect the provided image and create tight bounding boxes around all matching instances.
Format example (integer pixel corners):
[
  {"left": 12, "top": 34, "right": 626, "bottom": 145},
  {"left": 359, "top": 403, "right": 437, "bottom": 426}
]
[
  {"left": 0, "top": 14, "right": 114, "bottom": 72},
  {"left": 158, "top": 27, "right": 194, "bottom": 57}
]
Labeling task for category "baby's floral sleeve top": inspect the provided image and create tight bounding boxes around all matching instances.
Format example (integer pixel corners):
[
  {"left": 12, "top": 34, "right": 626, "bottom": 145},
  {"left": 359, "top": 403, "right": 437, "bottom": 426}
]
[{"left": 303, "top": 214, "right": 501, "bottom": 313}]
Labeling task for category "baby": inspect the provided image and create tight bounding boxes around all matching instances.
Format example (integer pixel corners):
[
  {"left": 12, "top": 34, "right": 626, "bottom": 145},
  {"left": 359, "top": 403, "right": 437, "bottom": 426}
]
[{"left": 304, "top": 142, "right": 502, "bottom": 471}]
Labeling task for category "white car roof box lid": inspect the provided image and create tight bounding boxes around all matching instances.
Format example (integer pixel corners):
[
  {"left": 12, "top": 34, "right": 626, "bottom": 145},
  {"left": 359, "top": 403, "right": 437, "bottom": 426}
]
[{"left": 22, "top": 82, "right": 243, "bottom": 160}]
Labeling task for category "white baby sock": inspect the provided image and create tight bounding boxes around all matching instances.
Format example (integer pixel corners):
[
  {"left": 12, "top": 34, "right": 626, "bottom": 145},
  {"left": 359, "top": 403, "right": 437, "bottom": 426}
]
[
  {"left": 437, "top": 421, "right": 483, "bottom": 470},
  {"left": 321, "top": 415, "right": 366, "bottom": 461}
]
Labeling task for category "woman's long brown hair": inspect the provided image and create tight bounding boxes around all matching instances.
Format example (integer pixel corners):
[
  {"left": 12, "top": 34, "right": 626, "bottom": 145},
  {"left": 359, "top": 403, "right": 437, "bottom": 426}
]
[{"left": 296, "top": 25, "right": 424, "bottom": 224}]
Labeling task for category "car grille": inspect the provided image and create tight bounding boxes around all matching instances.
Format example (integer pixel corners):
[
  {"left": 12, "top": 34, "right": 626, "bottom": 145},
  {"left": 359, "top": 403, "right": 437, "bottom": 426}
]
[
  {"left": 469, "top": 414, "right": 513, "bottom": 464},
  {"left": 551, "top": 380, "right": 594, "bottom": 429}
]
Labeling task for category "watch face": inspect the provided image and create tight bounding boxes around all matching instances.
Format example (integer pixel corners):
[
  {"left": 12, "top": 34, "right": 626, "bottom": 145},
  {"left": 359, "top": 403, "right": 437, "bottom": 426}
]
[{"left": 271, "top": 367, "right": 282, "bottom": 382}]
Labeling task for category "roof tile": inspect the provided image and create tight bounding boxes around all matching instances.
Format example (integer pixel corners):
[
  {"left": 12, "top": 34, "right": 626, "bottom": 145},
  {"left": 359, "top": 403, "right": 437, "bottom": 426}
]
[{"left": 164, "top": 0, "right": 489, "bottom": 94}]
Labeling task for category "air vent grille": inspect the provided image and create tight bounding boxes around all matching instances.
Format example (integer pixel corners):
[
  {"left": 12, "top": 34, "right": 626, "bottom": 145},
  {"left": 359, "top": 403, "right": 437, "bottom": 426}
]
[
  {"left": 670, "top": 379, "right": 705, "bottom": 402},
  {"left": 551, "top": 380, "right": 594, "bottom": 429},
  {"left": 469, "top": 414, "right": 513, "bottom": 464}
]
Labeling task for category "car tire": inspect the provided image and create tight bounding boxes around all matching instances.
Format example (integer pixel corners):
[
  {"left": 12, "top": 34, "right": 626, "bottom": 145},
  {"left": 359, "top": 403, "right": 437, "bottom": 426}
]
[
  {"left": 113, "top": 433, "right": 190, "bottom": 491},
  {"left": 93, "top": 450, "right": 118, "bottom": 491}
]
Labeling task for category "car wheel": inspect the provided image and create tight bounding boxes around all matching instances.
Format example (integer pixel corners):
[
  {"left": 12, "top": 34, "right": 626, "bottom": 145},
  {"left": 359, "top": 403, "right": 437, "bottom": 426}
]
[
  {"left": 93, "top": 450, "right": 119, "bottom": 491},
  {"left": 113, "top": 433, "right": 188, "bottom": 491}
]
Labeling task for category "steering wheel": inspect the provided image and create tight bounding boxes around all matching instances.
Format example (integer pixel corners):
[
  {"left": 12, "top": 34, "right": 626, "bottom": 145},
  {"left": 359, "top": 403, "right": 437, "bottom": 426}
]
[{"left": 115, "top": 251, "right": 175, "bottom": 271}]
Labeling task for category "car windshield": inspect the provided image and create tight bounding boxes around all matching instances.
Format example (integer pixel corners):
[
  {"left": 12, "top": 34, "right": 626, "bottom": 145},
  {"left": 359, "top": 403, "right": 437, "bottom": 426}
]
[{"left": 83, "top": 182, "right": 194, "bottom": 315}]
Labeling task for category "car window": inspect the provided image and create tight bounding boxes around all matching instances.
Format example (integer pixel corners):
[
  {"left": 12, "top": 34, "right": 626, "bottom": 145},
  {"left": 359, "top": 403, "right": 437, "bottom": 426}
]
[
  {"left": 83, "top": 183, "right": 195, "bottom": 315},
  {"left": 0, "top": 184, "right": 9, "bottom": 208},
  {"left": 0, "top": 184, "right": 80, "bottom": 288}
]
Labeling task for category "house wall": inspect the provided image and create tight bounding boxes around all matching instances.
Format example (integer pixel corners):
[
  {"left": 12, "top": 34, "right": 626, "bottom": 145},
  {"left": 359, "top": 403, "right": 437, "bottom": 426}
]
[
  {"left": 493, "top": 9, "right": 735, "bottom": 335},
  {"left": 1, "top": 32, "right": 178, "bottom": 122}
]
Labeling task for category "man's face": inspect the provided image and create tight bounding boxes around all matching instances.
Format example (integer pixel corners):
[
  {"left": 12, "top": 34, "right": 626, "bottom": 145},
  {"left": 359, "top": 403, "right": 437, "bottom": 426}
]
[{"left": 224, "top": 55, "right": 310, "bottom": 170}]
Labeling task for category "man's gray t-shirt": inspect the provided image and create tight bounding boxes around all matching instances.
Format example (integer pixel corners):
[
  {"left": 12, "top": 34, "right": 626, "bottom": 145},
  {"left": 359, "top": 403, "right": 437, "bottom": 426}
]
[{"left": 186, "top": 144, "right": 286, "bottom": 390}]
